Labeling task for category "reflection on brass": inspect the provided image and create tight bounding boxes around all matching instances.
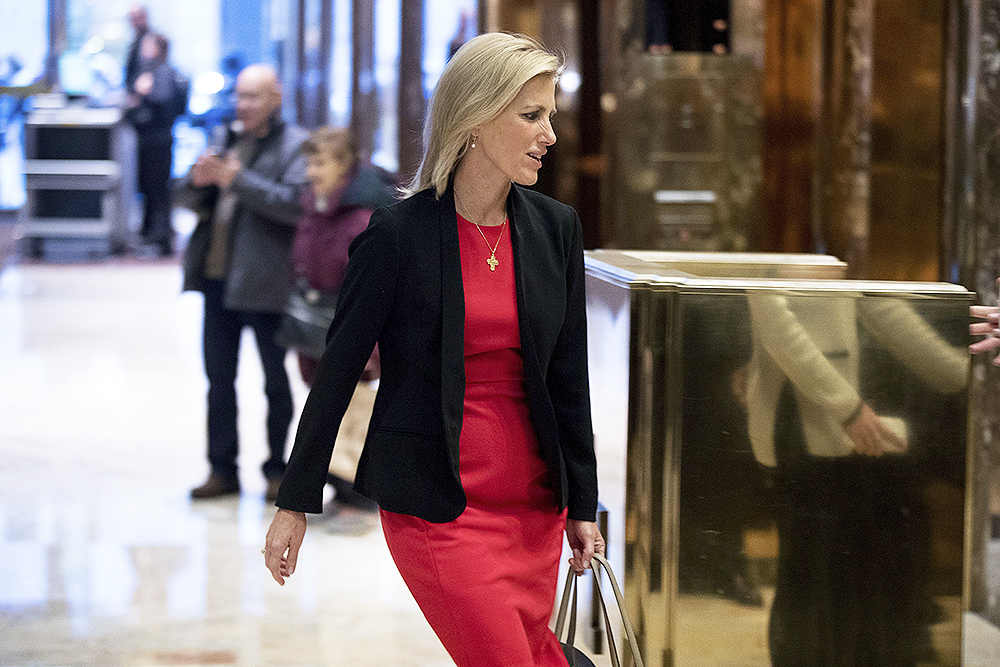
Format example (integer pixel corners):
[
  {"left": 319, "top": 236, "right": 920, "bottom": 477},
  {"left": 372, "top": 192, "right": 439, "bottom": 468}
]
[
  {"left": 585, "top": 251, "right": 973, "bottom": 667},
  {"left": 607, "top": 53, "right": 761, "bottom": 252},
  {"left": 588, "top": 250, "right": 847, "bottom": 280}
]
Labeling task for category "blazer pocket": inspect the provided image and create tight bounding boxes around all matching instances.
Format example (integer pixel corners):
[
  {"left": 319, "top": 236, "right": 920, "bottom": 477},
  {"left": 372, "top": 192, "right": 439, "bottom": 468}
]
[
  {"left": 358, "top": 427, "right": 459, "bottom": 517},
  {"left": 373, "top": 425, "right": 439, "bottom": 440}
]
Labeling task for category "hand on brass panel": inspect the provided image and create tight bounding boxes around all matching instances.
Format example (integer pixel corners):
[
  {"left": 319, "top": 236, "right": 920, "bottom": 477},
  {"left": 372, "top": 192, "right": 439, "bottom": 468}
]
[
  {"left": 566, "top": 519, "right": 605, "bottom": 575},
  {"left": 844, "top": 403, "right": 903, "bottom": 457},
  {"left": 263, "top": 508, "right": 306, "bottom": 585},
  {"left": 969, "top": 306, "right": 1000, "bottom": 364}
]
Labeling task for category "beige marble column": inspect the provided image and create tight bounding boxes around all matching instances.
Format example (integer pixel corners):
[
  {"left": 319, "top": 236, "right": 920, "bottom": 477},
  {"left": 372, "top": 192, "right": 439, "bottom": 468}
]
[{"left": 813, "top": 0, "right": 872, "bottom": 278}]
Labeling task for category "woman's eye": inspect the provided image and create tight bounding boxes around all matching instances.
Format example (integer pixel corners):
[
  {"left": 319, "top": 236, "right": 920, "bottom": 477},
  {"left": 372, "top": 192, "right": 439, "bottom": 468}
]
[{"left": 523, "top": 112, "right": 538, "bottom": 121}]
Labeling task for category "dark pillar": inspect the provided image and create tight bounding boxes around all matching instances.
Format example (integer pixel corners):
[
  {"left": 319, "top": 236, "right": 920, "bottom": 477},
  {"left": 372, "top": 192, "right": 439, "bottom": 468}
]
[
  {"left": 577, "top": 0, "right": 603, "bottom": 250},
  {"left": 954, "top": 0, "right": 1000, "bottom": 621},
  {"left": 295, "top": 0, "right": 332, "bottom": 128},
  {"left": 351, "top": 0, "right": 377, "bottom": 162},
  {"left": 813, "top": 0, "right": 872, "bottom": 278},
  {"left": 397, "top": 0, "right": 425, "bottom": 182}
]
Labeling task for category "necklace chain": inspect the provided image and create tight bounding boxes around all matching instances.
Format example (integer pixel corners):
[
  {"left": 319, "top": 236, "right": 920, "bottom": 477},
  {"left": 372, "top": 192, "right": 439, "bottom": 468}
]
[
  {"left": 455, "top": 193, "right": 507, "bottom": 272},
  {"left": 472, "top": 218, "right": 507, "bottom": 272}
]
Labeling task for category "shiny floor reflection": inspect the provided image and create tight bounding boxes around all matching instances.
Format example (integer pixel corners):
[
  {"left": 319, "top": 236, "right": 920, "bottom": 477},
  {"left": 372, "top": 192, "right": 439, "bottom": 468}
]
[
  {"left": 0, "top": 261, "right": 996, "bottom": 666},
  {"left": 0, "top": 262, "right": 455, "bottom": 667}
]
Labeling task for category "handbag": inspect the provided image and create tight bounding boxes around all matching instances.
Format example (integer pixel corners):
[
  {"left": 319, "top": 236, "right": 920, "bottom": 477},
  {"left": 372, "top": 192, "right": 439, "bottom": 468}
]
[
  {"left": 274, "top": 280, "right": 339, "bottom": 358},
  {"left": 555, "top": 553, "right": 645, "bottom": 667}
]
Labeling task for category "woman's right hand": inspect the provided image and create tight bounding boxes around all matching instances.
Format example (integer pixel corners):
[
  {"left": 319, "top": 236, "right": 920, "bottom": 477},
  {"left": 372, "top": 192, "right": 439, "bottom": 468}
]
[
  {"left": 844, "top": 403, "right": 903, "bottom": 457},
  {"left": 970, "top": 304, "right": 1000, "bottom": 360},
  {"left": 969, "top": 276, "right": 1000, "bottom": 363},
  {"left": 263, "top": 508, "right": 307, "bottom": 585}
]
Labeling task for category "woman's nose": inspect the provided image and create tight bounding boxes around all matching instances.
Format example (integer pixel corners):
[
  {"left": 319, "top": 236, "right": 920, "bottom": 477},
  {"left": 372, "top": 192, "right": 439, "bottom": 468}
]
[{"left": 541, "top": 121, "right": 556, "bottom": 146}]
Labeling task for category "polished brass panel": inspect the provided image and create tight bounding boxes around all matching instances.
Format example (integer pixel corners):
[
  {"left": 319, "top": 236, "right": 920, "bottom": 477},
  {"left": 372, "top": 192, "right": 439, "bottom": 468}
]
[
  {"left": 868, "top": 0, "right": 945, "bottom": 282},
  {"left": 586, "top": 251, "right": 973, "bottom": 667},
  {"left": 587, "top": 249, "right": 847, "bottom": 280},
  {"left": 608, "top": 54, "right": 761, "bottom": 252}
]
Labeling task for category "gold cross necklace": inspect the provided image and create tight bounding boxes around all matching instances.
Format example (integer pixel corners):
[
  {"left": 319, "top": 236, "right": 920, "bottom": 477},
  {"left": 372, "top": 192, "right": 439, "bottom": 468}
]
[
  {"left": 473, "top": 218, "right": 507, "bottom": 271},
  {"left": 456, "top": 193, "right": 508, "bottom": 272}
]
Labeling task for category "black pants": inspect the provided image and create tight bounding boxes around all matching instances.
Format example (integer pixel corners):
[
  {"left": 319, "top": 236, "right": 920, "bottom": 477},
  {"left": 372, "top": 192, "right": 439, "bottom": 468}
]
[
  {"left": 202, "top": 279, "right": 292, "bottom": 481},
  {"left": 768, "top": 383, "right": 932, "bottom": 667},
  {"left": 136, "top": 135, "right": 174, "bottom": 252}
]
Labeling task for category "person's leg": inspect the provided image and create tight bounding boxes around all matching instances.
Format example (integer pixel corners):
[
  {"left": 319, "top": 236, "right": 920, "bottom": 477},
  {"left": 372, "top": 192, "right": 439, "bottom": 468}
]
[
  {"left": 136, "top": 138, "right": 154, "bottom": 240},
  {"left": 144, "top": 139, "right": 174, "bottom": 255},
  {"left": 248, "top": 311, "right": 293, "bottom": 481},
  {"left": 201, "top": 279, "right": 242, "bottom": 485}
]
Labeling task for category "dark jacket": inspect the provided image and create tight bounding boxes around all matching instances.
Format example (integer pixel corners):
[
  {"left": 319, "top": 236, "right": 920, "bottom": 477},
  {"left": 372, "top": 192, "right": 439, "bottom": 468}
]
[
  {"left": 276, "top": 184, "right": 598, "bottom": 524},
  {"left": 181, "top": 117, "right": 309, "bottom": 312},
  {"left": 125, "top": 61, "right": 178, "bottom": 145},
  {"left": 124, "top": 28, "right": 148, "bottom": 93}
]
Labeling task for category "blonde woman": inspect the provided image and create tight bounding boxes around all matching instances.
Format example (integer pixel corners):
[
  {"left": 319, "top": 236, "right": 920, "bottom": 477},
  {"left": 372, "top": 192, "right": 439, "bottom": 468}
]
[{"left": 264, "top": 33, "right": 604, "bottom": 666}]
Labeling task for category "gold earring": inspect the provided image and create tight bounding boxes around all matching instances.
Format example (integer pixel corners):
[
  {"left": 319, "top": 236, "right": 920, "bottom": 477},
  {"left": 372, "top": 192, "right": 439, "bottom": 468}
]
[{"left": 471, "top": 136, "right": 477, "bottom": 149}]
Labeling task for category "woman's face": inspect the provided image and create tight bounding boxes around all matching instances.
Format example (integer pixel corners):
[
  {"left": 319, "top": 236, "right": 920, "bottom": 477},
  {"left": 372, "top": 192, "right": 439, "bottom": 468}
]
[
  {"left": 473, "top": 74, "right": 557, "bottom": 186},
  {"left": 306, "top": 150, "right": 350, "bottom": 197}
]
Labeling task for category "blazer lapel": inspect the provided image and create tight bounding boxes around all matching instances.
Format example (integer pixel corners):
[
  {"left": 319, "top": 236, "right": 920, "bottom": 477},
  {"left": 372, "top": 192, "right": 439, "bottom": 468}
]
[
  {"left": 508, "top": 186, "right": 542, "bottom": 381},
  {"left": 437, "top": 187, "right": 465, "bottom": 470}
]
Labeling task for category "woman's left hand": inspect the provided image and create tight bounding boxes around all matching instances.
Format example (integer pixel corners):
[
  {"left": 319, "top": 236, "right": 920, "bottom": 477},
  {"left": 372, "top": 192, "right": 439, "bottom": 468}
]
[{"left": 566, "top": 519, "right": 605, "bottom": 575}]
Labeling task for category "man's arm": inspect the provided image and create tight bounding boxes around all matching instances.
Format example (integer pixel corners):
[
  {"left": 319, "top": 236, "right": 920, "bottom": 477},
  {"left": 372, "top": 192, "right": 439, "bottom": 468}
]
[{"left": 230, "top": 139, "right": 308, "bottom": 226}]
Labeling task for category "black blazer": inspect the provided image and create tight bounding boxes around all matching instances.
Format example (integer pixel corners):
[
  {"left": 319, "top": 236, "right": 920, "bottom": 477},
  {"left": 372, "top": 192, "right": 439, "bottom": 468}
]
[{"left": 276, "top": 183, "right": 598, "bottom": 523}]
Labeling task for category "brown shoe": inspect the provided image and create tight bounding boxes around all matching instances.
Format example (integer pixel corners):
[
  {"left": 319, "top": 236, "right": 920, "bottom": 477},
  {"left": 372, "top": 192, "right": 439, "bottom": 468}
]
[
  {"left": 265, "top": 477, "right": 282, "bottom": 502},
  {"left": 190, "top": 474, "right": 240, "bottom": 499}
]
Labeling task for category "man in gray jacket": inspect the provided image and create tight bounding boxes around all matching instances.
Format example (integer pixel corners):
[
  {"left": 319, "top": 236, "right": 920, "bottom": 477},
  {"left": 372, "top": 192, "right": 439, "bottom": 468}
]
[{"left": 181, "top": 64, "right": 308, "bottom": 500}]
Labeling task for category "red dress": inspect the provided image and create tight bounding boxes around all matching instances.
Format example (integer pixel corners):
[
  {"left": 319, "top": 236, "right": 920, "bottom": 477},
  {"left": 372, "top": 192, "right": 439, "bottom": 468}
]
[{"left": 379, "top": 214, "right": 569, "bottom": 667}]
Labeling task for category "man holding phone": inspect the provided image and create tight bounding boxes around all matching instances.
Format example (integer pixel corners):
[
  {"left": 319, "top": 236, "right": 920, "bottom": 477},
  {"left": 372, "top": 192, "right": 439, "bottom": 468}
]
[{"left": 179, "top": 64, "right": 309, "bottom": 501}]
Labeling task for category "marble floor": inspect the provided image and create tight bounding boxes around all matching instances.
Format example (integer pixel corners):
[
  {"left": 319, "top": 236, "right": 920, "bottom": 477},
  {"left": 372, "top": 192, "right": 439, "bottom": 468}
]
[{"left": 0, "top": 247, "right": 998, "bottom": 666}]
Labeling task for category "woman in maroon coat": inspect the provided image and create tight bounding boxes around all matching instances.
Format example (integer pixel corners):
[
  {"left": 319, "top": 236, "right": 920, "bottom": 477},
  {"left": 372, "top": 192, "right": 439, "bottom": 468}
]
[
  {"left": 293, "top": 128, "right": 396, "bottom": 385},
  {"left": 292, "top": 129, "right": 395, "bottom": 522}
]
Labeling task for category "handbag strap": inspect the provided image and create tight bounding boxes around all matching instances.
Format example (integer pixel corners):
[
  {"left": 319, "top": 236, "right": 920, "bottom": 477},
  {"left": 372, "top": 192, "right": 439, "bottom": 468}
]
[
  {"left": 555, "top": 567, "right": 581, "bottom": 664},
  {"left": 555, "top": 565, "right": 575, "bottom": 638},
  {"left": 591, "top": 553, "right": 644, "bottom": 667},
  {"left": 554, "top": 554, "right": 645, "bottom": 667}
]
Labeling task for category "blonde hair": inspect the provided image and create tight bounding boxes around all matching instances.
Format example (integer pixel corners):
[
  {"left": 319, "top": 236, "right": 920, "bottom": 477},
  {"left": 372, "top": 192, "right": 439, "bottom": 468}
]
[{"left": 403, "top": 32, "right": 562, "bottom": 198}]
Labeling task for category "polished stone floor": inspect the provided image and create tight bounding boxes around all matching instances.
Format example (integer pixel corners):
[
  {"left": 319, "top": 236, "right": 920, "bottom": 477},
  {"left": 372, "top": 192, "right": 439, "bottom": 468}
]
[{"left": 0, "top": 248, "right": 998, "bottom": 666}]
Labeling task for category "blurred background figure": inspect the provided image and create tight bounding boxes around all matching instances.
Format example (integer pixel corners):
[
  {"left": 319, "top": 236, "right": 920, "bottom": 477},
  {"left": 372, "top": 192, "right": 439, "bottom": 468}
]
[
  {"left": 179, "top": 64, "right": 308, "bottom": 502},
  {"left": 291, "top": 127, "right": 395, "bottom": 385},
  {"left": 125, "top": 31, "right": 183, "bottom": 257},
  {"left": 287, "top": 126, "right": 395, "bottom": 531},
  {"left": 124, "top": 5, "right": 150, "bottom": 96},
  {"left": 746, "top": 292, "right": 968, "bottom": 666}
]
